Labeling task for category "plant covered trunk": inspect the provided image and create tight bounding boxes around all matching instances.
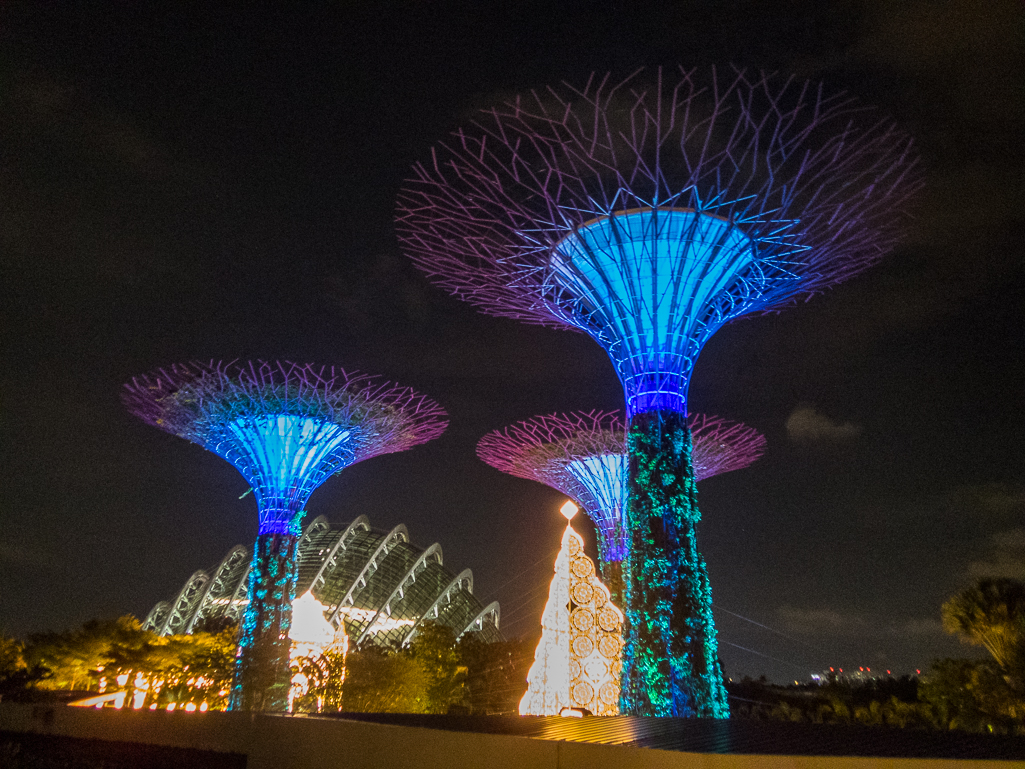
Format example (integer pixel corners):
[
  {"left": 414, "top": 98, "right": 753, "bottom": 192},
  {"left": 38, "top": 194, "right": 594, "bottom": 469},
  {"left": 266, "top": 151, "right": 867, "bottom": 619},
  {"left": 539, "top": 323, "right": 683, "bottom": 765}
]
[
  {"left": 620, "top": 409, "right": 728, "bottom": 718},
  {"left": 229, "top": 531, "right": 299, "bottom": 711}
]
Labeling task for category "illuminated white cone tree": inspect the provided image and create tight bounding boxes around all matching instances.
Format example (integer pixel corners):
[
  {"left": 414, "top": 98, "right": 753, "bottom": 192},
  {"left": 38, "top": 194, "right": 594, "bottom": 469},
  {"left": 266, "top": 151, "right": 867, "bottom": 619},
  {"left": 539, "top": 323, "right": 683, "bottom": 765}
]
[{"left": 520, "top": 503, "right": 624, "bottom": 716}]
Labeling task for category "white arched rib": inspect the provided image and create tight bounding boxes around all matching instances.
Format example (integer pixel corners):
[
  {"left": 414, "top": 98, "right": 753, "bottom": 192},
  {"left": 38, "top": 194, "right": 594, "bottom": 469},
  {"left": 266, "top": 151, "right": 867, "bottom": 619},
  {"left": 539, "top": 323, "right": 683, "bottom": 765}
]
[
  {"left": 307, "top": 516, "right": 371, "bottom": 597},
  {"left": 160, "top": 569, "right": 210, "bottom": 636},
  {"left": 402, "top": 568, "right": 473, "bottom": 645},
  {"left": 356, "top": 543, "right": 443, "bottom": 645},
  {"left": 328, "top": 524, "right": 409, "bottom": 626},
  {"left": 185, "top": 545, "right": 250, "bottom": 633},
  {"left": 142, "top": 601, "right": 170, "bottom": 632},
  {"left": 458, "top": 601, "right": 501, "bottom": 640}
]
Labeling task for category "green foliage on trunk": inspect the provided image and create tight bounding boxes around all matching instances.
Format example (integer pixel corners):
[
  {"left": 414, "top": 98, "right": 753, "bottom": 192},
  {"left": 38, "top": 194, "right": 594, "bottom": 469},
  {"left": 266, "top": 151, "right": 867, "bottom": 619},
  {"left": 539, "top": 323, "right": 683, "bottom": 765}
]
[
  {"left": 230, "top": 531, "right": 299, "bottom": 712},
  {"left": 621, "top": 409, "right": 728, "bottom": 718}
]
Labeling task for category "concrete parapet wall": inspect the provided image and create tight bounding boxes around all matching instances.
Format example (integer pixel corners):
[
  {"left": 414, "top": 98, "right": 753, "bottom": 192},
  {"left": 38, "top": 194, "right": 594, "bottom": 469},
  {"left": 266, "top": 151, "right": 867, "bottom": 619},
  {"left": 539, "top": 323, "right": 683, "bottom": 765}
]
[{"left": 0, "top": 703, "right": 1010, "bottom": 769}]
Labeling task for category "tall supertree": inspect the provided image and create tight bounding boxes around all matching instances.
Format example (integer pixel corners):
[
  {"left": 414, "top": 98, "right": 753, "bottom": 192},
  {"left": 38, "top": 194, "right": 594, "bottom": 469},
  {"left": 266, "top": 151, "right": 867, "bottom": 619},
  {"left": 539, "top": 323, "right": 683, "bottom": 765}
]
[
  {"left": 122, "top": 360, "right": 447, "bottom": 711},
  {"left": 477, "top": 411, "right": 765, "bottom": 607},
  {"left": 396, "top": 68, "right": 921, "bottom": 717}
]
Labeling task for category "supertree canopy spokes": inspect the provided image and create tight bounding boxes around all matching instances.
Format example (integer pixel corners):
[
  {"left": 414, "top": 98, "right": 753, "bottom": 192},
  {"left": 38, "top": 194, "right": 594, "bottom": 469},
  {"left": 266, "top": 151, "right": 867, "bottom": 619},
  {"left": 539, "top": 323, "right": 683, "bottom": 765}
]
[
  {"left": 123, "top": 360, "right": 447, "bottom": 711},
  {"left": 398, "top": 67, "right": 920, "bottom": 718},
  {"left": 123, "top": 360, "right": 448, "bottom": 534},
  {"left": 551, "top": 208, "right": 767, "bottom": 414},
  {"left": 398, "top": 70, "right": 922, "bottom": 411},
  {"left": 476, "top": 410, "right": 765, "bottom": 604}
]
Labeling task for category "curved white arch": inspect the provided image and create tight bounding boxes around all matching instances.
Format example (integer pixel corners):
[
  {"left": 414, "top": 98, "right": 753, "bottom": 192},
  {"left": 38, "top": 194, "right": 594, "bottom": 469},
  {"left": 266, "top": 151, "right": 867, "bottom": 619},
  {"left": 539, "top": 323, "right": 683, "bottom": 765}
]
[
  {"left": 143, "top": 601, "right": 170, "bottom": 632},
  {"left": 226, "top": 562, "right": 253, "bottom": 621},
  {"left": 297, "top": 515, "right": 330, "bottom": 556},
  {"left": 402, "top": 568, "right": 473, "bottom": 645},
  {"left": 457, "top": 601, "right": 501, "bottom": 640},
  {"left": 307, "top": 516, "right": 370, "bottom": 597},
  {"left": 160, "top": 569, "right": 210, "bottom": 636},
  {"left": 328, "top": 524, "right": 409, "bottom": 626},
  {"left": 356, "top": 543, "right": 444, "bottom": 645},
  {"left": 185, "top": 545, "right": 250, "bottom": 633}
]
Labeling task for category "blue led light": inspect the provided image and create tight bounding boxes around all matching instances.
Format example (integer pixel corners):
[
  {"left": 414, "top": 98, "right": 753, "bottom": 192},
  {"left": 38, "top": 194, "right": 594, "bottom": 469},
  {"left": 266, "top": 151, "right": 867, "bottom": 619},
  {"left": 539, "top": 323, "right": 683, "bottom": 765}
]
[
  {"left": 564, "top": 454, "right": 627, "bottom": 562},
  {"left": 552, "top": 209, "right": 755, "bottom": 416},
  {"left": 210, "top": 414, "right": 355, "bottom": 532}
]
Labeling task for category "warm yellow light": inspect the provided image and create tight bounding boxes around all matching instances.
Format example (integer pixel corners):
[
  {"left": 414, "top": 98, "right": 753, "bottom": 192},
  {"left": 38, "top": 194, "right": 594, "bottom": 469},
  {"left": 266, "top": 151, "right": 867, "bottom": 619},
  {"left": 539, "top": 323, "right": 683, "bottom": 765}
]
[
  {"left": 288, "top": 590, "right": 349, "bottom": 713},
  {"left": 289, "top": 591, "right": 336, "bottom": 647},
  {"left": 519, "top": 519, "right": 623, "bottom": 717},
  {"left": 560, "top": 500, "right": 579, "bottom": 520}
]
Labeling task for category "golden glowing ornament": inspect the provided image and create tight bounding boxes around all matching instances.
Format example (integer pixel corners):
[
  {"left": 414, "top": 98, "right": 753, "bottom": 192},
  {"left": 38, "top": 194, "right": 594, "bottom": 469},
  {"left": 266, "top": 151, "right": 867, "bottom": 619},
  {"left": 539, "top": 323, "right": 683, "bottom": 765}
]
[{"left": 518, "top": 504, "right": 624, "bottom": 716}]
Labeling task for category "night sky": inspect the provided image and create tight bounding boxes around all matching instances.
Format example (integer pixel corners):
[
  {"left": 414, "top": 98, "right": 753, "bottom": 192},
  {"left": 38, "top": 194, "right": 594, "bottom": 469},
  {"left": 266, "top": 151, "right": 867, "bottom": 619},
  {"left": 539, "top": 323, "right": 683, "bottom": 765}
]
[{"left": 2, "top": 1, "right": 1023, "bottom": 684}]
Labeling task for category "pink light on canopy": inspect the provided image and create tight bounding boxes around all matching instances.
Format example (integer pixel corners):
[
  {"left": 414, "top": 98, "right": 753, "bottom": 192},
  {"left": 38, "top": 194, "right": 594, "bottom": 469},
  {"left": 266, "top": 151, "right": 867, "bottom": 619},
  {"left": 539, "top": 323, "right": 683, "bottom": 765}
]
[{"left": 477, "top": 410, "right": 765, "bottom": 566}]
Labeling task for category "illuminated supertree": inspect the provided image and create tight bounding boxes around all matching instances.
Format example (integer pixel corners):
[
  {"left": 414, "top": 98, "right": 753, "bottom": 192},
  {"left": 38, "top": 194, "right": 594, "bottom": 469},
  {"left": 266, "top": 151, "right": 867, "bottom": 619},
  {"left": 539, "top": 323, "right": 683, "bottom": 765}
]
[
  {"left": 397, "top": 68, "right": 921, "bottom": 717},
  {"left": 477, "top": 411, "right": 765, "bottom": 606},
  {"left": 122, "top": 360, "right": 447, "bottom": 711}
]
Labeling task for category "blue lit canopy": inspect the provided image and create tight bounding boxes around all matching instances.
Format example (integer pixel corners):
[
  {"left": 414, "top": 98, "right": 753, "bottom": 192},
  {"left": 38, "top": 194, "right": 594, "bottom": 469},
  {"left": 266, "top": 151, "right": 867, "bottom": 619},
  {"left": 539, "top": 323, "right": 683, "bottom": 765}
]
[
  {"left": 552, "top": 208, "right": 764, "bottom": 415},
  {"left": 477, "top": 410, "right": 766, "bottom": 565},
  {"left": 123, "top": 361, "right": 449, "bottom": 535},
  {"left": 564, "top": 454, "right": 627, "bottom": 562},
  {"left": 213, "top": 415, "right": 355, "bottom": 534},
  {"left": 398, "top": 70, "right": 921, "bottom": 417}
]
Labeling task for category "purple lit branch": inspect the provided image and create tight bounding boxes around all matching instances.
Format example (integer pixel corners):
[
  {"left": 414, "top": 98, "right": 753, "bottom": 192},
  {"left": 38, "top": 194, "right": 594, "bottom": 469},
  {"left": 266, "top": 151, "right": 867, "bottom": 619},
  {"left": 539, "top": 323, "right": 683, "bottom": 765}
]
[
  {"left": 123, "top": 360, "right": 448, "bottom": 532},
  {"left": 397, "top": 67, "right": 922, "bottom": 328},
  {"left": 476, "top": 410, "right": 765, "bottom": 560},
  {"left": 123, "top": 360, "right": 448, "bottom": 455}
]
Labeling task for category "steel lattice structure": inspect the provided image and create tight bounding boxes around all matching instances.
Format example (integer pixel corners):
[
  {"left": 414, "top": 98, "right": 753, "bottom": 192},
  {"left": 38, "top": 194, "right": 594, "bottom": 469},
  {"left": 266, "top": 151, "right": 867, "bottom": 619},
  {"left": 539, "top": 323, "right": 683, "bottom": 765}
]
[
  {"left": 397, "top": 68, "right": 921, "bottom": 718},
  {"left": 123, "top": 360, "right": 447, "bottom": 712},
  {"left": 144, "top": 514, "right": 502, "bottom": 649},
  {"left": 477, "top": 410, "right": 765, "bottom": 601}
]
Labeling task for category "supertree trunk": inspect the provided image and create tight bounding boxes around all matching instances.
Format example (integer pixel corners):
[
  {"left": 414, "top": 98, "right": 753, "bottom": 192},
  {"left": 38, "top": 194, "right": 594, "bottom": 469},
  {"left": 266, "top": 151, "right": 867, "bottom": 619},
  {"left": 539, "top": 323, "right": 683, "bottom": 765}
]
[
  {"left": 229, "top": 530, "right": 300, "bottom": 711},
  {"left": 621, "top": 410, "right": 728, "bottom": 717}
]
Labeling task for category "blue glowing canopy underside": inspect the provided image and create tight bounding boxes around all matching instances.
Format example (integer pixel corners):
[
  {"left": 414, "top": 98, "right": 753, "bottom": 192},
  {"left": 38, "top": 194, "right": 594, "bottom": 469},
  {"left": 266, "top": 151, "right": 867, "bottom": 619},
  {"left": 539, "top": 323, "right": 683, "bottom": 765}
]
[
  {"left": 210, "top": 414, "right": 356, "bottom": 534},
  {"left": 564, "top": 454, "right": 627, "bottom": 562},
  {"left": 551, "top": 209, "right": 758, "bottom": 416}
]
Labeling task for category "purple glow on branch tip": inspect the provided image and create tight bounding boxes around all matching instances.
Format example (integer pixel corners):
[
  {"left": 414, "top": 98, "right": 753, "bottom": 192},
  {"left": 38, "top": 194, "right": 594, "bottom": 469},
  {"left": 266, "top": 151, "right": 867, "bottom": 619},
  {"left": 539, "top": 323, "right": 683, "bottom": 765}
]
[
  {"left": 476, "top": 410, "right": 765, "bottom": 562},
  {"left": 397, "top": 67, "right": 922, "bottom": 415},
  {"left": 122, "top": 360, "right": 448, "bottom": 529}
]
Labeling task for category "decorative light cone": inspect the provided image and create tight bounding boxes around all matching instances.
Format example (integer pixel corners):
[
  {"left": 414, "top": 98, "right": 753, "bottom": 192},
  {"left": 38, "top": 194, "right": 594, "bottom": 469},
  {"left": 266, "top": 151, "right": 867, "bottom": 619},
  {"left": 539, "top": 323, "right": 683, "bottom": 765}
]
[
  {"left": 519, "top": 505, "right": 624, "bottom": 716},
  {"left": 398, "top": 68, "right": 921, "bottom": 716},
  {"left": 122, "top": 360, "right": 447, "bottom": 711},
  {"left": 478, "top": 411, "right": 765, "bottom": 609}
]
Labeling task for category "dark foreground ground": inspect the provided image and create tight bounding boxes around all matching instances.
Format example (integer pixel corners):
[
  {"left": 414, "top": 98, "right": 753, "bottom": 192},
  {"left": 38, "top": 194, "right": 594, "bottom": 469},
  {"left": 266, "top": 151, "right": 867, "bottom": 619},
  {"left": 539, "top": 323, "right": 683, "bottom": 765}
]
[{"left": 0, "top": 731, "right": 246, "bottom": 769}]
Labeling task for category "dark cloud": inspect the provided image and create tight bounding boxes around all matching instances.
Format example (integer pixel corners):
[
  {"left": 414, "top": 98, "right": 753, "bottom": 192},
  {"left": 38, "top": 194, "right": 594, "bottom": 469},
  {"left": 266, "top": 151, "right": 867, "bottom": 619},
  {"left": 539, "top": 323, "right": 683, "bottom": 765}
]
[
  {"left": 778, "top": 605, "right": 945, "bottom": 641},
  {"left": 785, "top": 405, "right": 863, "bottom": 444},
  {"left": 967, "top": 528, "right": 1025, "bottom": 582},
  {"left": 944, "top": 483, "right": 1025, "bottom": 519}
]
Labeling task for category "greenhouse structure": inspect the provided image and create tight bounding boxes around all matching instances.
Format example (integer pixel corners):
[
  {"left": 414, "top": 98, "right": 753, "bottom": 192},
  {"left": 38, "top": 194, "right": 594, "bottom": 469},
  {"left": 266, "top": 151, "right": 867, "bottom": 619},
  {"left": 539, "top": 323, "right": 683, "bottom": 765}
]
[{"left": 144, "top": 515, "right": 502, "bottom": 648}]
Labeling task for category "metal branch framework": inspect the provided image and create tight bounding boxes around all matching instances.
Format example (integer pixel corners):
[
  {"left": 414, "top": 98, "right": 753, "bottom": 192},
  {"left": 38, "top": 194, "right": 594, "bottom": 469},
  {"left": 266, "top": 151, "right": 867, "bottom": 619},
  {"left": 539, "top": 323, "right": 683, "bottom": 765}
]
[
  {"left": 397, "top": 67, "right": 922, "bottom": 416},
  {"left": 477, "top": 410, "right": 765, "bottom": 596},
  {"left": 123, "top": 360, "right": 448, "bottom": 533},
  {"left": 397, "top": 67, "right": 920, "bottom": 718},
  {"left": 123, "top": 360, "right": 448, "bottom": 712}
]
